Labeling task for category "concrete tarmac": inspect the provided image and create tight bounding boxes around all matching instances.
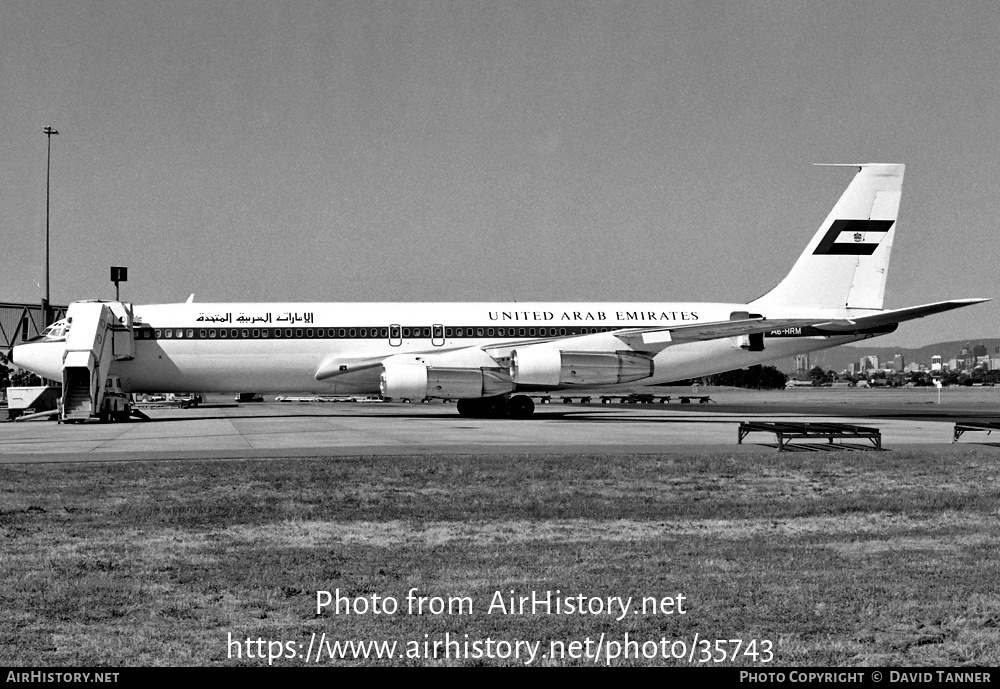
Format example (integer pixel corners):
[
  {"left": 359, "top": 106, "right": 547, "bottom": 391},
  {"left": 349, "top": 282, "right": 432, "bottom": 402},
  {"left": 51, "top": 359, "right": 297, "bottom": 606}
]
[{"left": 1, "top": 395, "right": 991, "bottom": 463}]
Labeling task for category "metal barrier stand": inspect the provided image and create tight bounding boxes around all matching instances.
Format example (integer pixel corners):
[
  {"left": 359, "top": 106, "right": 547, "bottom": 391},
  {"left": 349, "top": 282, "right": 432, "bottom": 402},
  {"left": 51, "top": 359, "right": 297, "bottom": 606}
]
[
  {"left": 738, "top": 421, "right": 883, "bottom": 451},
  {"left": 953, "top": 421, "right": 1000, "bottom": 442}
]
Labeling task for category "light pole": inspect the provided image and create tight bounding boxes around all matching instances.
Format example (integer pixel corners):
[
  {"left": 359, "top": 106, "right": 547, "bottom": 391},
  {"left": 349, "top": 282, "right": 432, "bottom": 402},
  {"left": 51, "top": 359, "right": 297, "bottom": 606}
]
[{"left": 43, "top": 125, "right": 59, "bottom": 327}]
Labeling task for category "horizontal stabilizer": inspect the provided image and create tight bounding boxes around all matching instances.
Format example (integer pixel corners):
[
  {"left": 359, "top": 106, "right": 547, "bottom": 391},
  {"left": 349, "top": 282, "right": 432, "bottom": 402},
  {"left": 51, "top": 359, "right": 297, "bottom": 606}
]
[{"left": 814, "top": 299, "right": 991, "bottom": 332}]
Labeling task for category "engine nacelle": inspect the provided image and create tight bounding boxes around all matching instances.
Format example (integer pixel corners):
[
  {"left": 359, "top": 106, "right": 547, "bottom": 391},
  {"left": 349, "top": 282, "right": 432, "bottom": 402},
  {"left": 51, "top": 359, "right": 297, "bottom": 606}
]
[
  {"left": 509, "top": 348, "right": 654, "bottom": 386},
  {"left": 380, "top": 364, "right": 514, "bottom": 400}
]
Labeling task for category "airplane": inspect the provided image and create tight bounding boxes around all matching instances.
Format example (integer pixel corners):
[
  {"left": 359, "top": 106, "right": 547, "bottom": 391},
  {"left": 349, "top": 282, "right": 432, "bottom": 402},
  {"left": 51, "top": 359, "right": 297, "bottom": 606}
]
[{"left": 9, "top": 163, "right": 990, "bottom": 421}]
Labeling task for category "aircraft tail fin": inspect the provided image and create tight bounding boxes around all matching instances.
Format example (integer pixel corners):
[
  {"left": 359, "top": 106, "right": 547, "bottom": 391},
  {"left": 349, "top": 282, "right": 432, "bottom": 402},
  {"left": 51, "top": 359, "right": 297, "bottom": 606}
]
[{"left": 751, "top": 164, "right": 904, "bottom": 311}]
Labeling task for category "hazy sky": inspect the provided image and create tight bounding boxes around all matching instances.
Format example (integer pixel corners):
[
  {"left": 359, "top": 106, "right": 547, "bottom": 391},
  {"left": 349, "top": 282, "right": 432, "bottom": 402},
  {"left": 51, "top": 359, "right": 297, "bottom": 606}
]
[{"left": 2, "top": 1, "right": 996, "bottom": 346}]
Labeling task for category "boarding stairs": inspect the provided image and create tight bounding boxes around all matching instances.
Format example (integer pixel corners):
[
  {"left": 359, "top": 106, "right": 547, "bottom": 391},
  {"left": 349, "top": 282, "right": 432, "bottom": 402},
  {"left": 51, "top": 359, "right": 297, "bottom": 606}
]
[{"left": 60, "top": 301, "right": 134, "bottom": 423}]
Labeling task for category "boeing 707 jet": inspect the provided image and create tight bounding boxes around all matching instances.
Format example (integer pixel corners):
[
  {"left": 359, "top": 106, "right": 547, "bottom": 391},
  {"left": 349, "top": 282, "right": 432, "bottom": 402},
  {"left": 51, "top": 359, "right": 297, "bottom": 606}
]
[{"left": 9, "top": 164, "right": 989, "bottom": 420}]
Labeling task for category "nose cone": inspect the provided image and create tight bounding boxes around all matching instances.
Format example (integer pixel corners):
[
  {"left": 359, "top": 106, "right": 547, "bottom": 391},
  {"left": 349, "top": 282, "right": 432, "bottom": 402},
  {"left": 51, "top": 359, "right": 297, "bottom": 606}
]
[{"left": 9, "top": 342, "right": 64, "bottom": 381}]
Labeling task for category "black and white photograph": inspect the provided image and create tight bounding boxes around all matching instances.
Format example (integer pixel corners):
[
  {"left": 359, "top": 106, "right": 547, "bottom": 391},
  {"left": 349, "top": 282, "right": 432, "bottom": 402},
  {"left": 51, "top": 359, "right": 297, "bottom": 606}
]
[{"left": 2, "top": 1, "right": 998, "bottom": 671}]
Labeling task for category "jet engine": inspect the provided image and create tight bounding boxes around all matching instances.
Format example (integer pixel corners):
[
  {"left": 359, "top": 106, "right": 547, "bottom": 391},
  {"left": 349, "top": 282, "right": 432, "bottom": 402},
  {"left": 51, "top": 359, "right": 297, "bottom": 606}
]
[
  {"left": 509, "top": 348, "right": 654, "bottom": 386},
  {"left": 380, "top": 364, "right": 515, "bottom": 400}
]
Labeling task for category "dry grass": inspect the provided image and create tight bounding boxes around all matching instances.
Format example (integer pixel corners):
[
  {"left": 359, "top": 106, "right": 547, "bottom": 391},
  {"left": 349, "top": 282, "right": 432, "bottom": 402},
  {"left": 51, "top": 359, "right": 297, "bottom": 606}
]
[{"left": 2, "top": 449, "right": 999, "bottom": 666}]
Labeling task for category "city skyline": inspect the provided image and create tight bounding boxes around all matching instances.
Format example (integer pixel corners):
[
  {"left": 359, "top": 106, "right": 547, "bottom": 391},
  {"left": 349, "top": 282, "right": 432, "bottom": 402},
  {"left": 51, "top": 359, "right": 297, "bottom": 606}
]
[{"left": 790, "top": 337, "right": 1000, "bottom": 377}]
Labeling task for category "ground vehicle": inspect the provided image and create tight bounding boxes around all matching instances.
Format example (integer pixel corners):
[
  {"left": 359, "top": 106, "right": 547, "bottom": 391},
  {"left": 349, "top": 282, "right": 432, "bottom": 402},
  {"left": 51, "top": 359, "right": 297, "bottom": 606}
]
[
  {"left": 97, "top": 375, "right": 131, "bottom": 423},
  {"left": 6, "top": 386, "right": 60, "bottom": 421},
  {"left": 60, "top": 375, "right": 131, "bottom": 423},
  {"left": 235, "top": 393, "right": 264, "bottom": 403}
]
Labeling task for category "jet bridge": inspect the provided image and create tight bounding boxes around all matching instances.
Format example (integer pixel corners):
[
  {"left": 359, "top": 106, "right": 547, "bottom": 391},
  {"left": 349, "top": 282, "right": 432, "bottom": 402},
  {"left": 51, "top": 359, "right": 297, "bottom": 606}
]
[{"left": 60, "top": 301, "right": 134, "bottom": 423}]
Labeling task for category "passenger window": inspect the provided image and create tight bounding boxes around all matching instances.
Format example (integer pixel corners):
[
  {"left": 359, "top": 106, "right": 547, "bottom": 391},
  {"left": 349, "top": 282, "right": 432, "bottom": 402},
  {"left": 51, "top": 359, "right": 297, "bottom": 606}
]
[
  {"left": 165, "top": 329, "right": 173, "bottom": 338},
  {"left": 209, "top": 330, "right": 216, "bottom": 338},
  {"left": 220, "top": 330, "right": 227, "bottom": 338},
  {"left": 186, "top": 329, "right": 194, "bottom": 338},
  {"left": 307, "top": 329, "right": 314, "bottom": 337}
]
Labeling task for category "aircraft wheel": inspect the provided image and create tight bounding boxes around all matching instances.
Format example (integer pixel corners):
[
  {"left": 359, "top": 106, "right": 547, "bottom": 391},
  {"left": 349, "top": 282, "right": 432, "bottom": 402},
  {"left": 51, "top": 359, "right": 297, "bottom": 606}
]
[
  {"left": 457, "top": 396, "right": 509, "bottom": 418},
  {"left": 506, "top": 395, "right": 535, "bottom": 419},
  {"left": 457, "top": 399, "right": 476, "bottom": 416},
  {"left": 487, "top": 396, "right": 510, "bottom": 418}
]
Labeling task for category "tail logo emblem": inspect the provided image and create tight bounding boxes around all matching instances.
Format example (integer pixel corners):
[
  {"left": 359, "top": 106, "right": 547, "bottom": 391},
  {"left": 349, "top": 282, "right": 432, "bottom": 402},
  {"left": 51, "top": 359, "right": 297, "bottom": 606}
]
[{"left": 813, "top": 219, "right": 894, "bottom": 255}]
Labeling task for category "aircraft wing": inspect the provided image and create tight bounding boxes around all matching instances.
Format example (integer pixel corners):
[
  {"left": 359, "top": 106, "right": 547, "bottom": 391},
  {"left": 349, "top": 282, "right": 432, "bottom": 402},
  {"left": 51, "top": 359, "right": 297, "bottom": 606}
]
[
  {"left": 315, "top": 333, "right": 562, "bottom": 379},
  {"left": 812, "top": 299, "right": 991, "bottom": 333},
  {"left": 316, "top": 317, "right": 833, "bottom": 380},
  {"left": 611, "top": 317, "right": 817, "bottom": 350},
  {"left": 315, "top": 299, "right": 990, "bottom": 381}
]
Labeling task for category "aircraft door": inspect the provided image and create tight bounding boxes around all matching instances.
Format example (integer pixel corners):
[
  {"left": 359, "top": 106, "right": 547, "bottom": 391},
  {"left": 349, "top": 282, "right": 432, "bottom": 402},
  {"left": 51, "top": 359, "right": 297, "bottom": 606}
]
[
  {"left": 389, "top": 324, "right": 402, "bottom": 347},
  {"left": 432, "top": 324, "right": 445, "bottom": 347}
]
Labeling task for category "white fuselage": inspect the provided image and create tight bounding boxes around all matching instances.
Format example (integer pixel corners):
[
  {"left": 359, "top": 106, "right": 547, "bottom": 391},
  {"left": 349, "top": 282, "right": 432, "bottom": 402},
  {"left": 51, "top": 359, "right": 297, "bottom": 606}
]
[{"left": 12, "top": 300, "right": 873, "bottom": 394}]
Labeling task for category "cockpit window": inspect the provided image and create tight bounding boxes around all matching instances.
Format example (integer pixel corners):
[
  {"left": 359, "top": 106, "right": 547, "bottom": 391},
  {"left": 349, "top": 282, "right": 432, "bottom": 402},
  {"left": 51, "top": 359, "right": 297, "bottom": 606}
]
[{"left": 39, "top": 319, "right": 71, "bottom": 342}]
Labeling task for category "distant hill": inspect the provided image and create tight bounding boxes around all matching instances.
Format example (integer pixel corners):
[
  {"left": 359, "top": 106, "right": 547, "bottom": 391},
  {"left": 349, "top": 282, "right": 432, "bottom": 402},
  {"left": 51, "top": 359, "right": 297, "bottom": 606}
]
[{"left": 772, "top": 338, "right": 1000, "bottom": 374}]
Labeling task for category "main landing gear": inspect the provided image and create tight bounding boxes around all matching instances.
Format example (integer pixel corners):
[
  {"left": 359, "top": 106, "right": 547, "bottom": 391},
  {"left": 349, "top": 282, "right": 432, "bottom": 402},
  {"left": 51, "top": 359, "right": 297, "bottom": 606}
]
[{"left": 456, "top": 395, "right": 535, "bottom": 419}]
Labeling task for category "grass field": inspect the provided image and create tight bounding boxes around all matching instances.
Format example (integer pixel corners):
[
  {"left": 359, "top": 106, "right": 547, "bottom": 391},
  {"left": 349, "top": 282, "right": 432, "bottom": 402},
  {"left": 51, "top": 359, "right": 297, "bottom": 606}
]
[{"left": 2, "top": 446, "right": 999, "bottom": 666}]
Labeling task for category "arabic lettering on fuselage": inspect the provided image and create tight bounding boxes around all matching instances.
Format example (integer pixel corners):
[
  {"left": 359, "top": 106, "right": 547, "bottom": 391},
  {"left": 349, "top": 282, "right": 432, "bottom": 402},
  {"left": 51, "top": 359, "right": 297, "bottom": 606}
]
[
  {"left": 187, "top": 310, "right": 701, "bottom": 326},
  {"left": 195, "top": 312, "right": 315, "bottom": 325}
]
